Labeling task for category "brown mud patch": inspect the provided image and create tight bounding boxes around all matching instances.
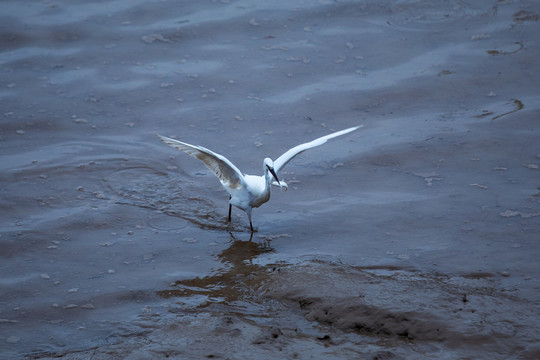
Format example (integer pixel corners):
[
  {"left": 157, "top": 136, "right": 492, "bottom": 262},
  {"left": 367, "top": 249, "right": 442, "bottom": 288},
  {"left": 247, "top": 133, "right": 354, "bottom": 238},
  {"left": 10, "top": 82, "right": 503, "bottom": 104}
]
[{"left": 145, "top": 247, "right": 540, "bottom": 359}]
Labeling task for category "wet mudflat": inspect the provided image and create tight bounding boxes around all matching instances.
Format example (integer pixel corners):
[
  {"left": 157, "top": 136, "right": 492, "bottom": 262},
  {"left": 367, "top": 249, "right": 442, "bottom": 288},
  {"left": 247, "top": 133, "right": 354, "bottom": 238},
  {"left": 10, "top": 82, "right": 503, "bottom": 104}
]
[{"left": 1, "top": 1, "right": 540, "bottom": 359}]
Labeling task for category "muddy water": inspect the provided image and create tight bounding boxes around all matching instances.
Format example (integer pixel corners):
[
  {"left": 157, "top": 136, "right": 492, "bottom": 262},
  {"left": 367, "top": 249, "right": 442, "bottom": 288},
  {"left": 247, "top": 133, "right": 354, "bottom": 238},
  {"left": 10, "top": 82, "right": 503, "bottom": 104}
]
[{"left": 1, "top": 1, "right": 540, "bottom": 359}]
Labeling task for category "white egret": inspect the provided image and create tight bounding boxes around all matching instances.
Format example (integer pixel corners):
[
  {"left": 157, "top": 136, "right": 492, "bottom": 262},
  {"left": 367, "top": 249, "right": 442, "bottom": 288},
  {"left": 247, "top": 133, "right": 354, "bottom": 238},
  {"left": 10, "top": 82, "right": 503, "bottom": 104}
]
[{"left": 158, "top": 125, "right": 361, "bottom": 231}]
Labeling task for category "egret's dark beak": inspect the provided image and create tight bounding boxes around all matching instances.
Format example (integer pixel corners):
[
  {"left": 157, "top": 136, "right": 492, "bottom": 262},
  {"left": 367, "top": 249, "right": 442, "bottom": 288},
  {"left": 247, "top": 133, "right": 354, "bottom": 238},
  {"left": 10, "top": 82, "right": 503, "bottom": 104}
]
[{"left": 267, "top": 166, "right": 279, "bottom": 183}]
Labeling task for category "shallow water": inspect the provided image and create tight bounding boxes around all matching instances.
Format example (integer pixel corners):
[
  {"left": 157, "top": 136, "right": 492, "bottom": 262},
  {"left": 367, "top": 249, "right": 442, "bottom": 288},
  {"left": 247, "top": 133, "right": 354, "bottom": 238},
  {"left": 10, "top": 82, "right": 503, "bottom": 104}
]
[{"left": 1, "top": 1, "right": 540, "bottom": 359}]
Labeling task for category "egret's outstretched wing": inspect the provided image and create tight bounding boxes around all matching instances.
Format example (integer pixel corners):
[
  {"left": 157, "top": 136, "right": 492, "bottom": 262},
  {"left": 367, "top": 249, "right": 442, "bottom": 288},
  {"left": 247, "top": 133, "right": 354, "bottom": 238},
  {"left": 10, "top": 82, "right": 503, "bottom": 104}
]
[
  {"left": 274, "top": 126, "right": 361, "bottom": 173},
  {"left": 157, "top": 135, "right": 246, "bottom": 190}
]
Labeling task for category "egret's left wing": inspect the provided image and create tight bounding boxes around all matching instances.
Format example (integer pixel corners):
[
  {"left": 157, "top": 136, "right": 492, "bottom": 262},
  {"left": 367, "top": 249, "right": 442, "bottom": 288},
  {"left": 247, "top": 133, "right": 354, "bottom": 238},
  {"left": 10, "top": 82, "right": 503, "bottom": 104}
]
[
  {"left": 274, "top": 126, "right": 361, "bottom": 173},
  {"left": 157, "top": 135, "right": 246, "bottom": 191}
]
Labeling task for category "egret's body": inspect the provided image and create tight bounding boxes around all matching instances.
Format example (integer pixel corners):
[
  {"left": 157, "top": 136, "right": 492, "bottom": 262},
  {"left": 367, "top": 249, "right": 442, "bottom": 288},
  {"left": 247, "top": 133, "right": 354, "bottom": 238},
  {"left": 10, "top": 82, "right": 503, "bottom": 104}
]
[{"left": 158, "top": 126, "right": 360, "bottom": 231}]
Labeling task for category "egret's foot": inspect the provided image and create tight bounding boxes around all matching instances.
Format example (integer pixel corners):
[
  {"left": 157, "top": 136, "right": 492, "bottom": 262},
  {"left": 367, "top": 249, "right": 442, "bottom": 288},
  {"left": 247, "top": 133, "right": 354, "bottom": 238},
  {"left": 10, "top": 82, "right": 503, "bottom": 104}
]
[{"left": 229, "top": 231, "right": 254, "bottom": 242}]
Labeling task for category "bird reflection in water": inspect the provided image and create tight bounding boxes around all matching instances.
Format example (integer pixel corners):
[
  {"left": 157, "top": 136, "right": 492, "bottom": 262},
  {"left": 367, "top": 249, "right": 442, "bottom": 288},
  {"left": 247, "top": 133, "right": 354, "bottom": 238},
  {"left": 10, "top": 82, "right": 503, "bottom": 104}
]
[{"left": 156, "top": 233, "right": 276, "bottom": 304}]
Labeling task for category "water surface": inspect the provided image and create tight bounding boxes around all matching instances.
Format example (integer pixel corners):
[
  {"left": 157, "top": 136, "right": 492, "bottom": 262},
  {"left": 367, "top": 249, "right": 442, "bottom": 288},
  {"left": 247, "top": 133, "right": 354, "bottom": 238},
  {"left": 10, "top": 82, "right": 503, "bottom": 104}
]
[{"left": 1, "top": 1, "right": 539, "bottom": 358}]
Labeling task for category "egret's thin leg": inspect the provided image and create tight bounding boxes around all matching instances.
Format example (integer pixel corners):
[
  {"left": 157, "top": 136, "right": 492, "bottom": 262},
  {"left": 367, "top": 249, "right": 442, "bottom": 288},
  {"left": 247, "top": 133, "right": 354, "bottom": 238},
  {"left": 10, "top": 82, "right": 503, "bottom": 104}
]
[
  {"left": 246, "top": 208, "right": 254, "bottom": 232},
  {"left": 228, "top": 196, "right": 232, "bottom": 222}
]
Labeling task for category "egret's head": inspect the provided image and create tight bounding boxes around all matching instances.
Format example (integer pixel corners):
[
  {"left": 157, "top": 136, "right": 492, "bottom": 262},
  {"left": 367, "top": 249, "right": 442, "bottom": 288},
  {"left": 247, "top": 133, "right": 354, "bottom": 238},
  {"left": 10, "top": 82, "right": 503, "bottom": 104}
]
[{"left": 263, "top": 158, "right": 279, "bottom": 183}]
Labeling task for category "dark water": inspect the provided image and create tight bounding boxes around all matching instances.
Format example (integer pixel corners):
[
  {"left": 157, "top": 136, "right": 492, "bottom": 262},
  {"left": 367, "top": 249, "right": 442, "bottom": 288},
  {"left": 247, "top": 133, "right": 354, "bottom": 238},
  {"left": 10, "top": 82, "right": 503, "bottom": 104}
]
[{"left": 1, "top": 1, "right": 540, "bottom": 359}]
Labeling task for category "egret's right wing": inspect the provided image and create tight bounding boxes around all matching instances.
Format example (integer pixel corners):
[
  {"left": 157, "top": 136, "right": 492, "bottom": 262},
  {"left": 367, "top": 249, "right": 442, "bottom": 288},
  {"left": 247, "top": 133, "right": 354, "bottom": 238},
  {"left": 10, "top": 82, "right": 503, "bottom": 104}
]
[
  {"left": 157, "top": 135, "right": 246, "bottom": 190},
  {"left": 274, "top": 126, "right": 361, "bottom": 173}
]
